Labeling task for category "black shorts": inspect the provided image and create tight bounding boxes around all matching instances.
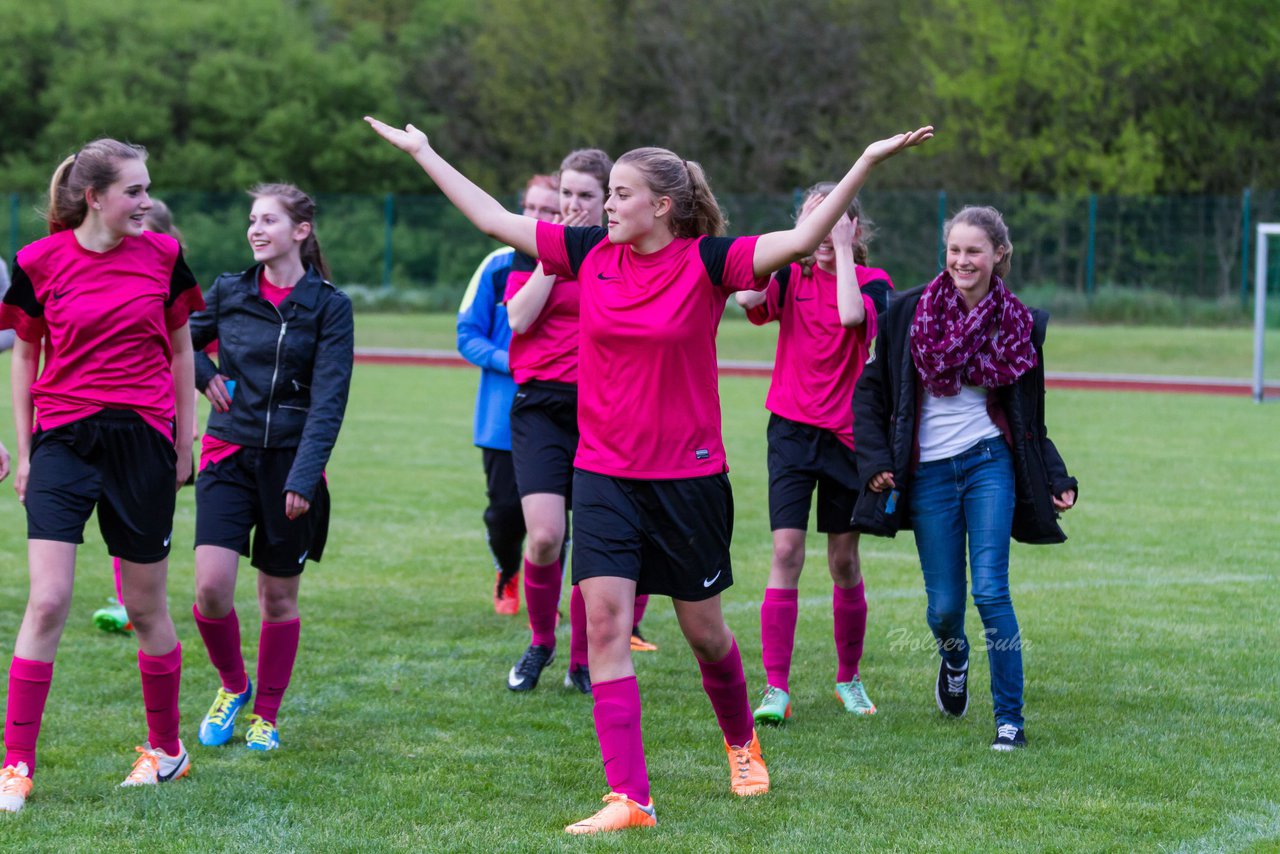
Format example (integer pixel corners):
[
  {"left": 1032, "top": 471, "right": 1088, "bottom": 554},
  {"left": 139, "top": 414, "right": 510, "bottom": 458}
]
[
  {"left": 194, "top": 447, "right": 330, "bottom": 577},
  {"left": 25, "top": 410, "right": 177, "bottom": 563},
  {"left": 509, "top": 381, "right": 578, "bottom": 499},
  {"left": 767, "top": 413, "right": 860, "bottom": 534},
  {"left": 571, "top": 470, "right": 734, "bottom": 601}
]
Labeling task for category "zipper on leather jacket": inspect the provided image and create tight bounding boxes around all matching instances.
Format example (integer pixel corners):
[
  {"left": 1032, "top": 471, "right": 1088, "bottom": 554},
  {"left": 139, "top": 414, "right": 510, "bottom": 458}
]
[{"left": 264, "top": 302, "right": 287, "bottom": 447}]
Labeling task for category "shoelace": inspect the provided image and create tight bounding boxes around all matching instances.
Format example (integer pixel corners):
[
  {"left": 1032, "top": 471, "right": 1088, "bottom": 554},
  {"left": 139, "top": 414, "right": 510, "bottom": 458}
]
[
  {"left": 730, "top": 746, "right": 753, "bottom": 780},
  {"left": 206, "top": 689, "right": 241, "bottom": 726},
  {"left": 996, "top": 724, "right": 1019, "bottom": 741},
  {"left": 246, "top": 718, "right": 276, "bottom": 746},
  {"left": 761, "top": 687, "right": 783, "bottom": 705},
  {"left": 1, "top": 765, "right": 31, "bottom": 795},
  {"left": 124, "top": 747, "right": 160, "bottom": 784},
  {"left": 517, "top": 648, "right": 550, "bottom": 677},
  {"left": 571, "top": 794, "right": 630, "bottom": 829},
  {"left": 945, "top": 672, "right": 967, "bottom": 694}
]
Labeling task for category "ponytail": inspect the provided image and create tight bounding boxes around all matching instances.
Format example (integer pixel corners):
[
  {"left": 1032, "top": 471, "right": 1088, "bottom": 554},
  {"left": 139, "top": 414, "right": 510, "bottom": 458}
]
[
  {"left": 45, "top": 139, "right": 147, "bottom": 234},
  {"left": 249, "top": 183, "right": 330, "bottom": 281},
  {"left": 615, "top": 147, "right": 726, "bottom": 238}
]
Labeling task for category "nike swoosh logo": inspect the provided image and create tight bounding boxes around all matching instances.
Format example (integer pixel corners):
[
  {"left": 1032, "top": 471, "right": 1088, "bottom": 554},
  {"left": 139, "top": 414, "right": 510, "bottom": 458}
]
[
  {"left": 795, "top": 296, "right": 814, "bottom": 302},
  {"left": 163, "top": 532, "right": 172, "bottom": 547},
  {"left": 596, "top": 273, "right": 620, "bottom": 281},
  {"left": 298, "top": 550, "right": 309, "bottom": 565},
  {"left": 11, "top": 720, "right": 35, "bottom": 727},
  {"left": 507, "top": 667, "right": 524, "bottom": 689},
  {"left": 702, "top": 570, "right": 722, "bottom": 588},
  {"left": 157, "top": 751, "right": 188, "bottom": 782}
]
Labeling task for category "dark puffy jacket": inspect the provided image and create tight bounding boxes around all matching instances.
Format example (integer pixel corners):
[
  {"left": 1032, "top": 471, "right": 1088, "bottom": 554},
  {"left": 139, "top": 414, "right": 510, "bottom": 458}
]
[
  {"left": 851, "top": 285, "right": 1078, "bottom": 544},
  {"left": 190, "top": 265, "right": 354, "bottom": 502}
]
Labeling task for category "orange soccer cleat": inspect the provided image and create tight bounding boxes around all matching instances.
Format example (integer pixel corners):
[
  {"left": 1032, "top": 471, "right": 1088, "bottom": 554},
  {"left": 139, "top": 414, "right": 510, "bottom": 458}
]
[
  {"left": 493, "top": 571, "right": 520, "bottom": 616},
  {"left": 564, "top": 792, "right": 657, "bottom": 835},
  {"left": 725, "top": 730, "right": 770, "bottom": 796}
]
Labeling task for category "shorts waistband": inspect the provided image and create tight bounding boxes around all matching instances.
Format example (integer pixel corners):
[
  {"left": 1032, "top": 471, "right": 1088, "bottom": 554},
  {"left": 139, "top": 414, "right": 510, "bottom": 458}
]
[{"left": 519, "top": 380, "right": 577, "bottom": 394}]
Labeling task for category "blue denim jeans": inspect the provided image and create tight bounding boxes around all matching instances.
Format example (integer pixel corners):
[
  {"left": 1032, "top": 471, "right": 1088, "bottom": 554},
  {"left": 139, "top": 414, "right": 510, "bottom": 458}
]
[{"left": 910, "top": 437, "right": 1023, "bottom": 726}]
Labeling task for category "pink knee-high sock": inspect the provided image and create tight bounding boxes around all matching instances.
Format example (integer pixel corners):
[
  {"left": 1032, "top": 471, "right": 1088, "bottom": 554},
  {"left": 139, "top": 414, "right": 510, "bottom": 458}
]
[
  {"left": 760, "top": 588, "right": 799, "bottom": 693},
  {"left": 833, "top": 581, "right": 868, "bottom": 683},
  {"left": 4, "top": 657, "right": 53, "bottom": 775},
  {"left": 591, "top": 676, "right": 650, "bottom": 804},
  {"left": 523, "top": 557, "right": 562, "bottom": 649},
  {"left": 193, "top": 605, "right": 248, "bottom": 694},
  {"left": 113, "top": 557, "right": 124, "bottom": 605},
  {"left": 698, "top": 638, "right": 754, "bottom": 748},
  {"left": 569, "top": 586, "right": 588, "bottom": 670},
  {"left": 632, "top": 595, "right": 649, "bottom": 630},
  {"left": 138, "top": 645, "right": 182, "bottom": 756},
  {"left": 253, "top": 619, "right": 300, "bottom": 724}
]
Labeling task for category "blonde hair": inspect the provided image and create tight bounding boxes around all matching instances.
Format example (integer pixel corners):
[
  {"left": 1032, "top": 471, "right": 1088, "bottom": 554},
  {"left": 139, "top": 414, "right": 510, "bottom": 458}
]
[
  {"left": 249, "top": 183, "right": 330, "bottom": 280},
  {"left": 945, "top": 205, "right": 1013, "bottom": 279},
  {"left": 615, "top": 147, "right": 725, "bottom": 238},
  {"left": 46, "top": 138, "right": 147, "bottom": 234}
]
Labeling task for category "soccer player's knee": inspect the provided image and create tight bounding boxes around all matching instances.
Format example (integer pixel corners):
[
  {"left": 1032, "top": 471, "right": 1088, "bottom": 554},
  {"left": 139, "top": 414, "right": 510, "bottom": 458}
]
[{"left": 525, "top": 527, "right": 562, "bottom": 564}]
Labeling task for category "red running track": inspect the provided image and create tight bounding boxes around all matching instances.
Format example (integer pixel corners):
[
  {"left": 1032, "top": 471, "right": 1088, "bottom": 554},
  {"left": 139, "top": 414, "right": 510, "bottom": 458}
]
[{"left": 354, "top": 349, "right": 1280, "bottom": 399}]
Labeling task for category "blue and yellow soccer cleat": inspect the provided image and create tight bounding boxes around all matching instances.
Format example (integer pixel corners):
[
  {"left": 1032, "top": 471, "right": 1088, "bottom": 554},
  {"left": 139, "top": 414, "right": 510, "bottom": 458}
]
[
  {"left": 198, "top": 681, "right": 253, "bottom": 746},
  {"left": 244, "top": 714, "right": 280, "bottom": 751}
]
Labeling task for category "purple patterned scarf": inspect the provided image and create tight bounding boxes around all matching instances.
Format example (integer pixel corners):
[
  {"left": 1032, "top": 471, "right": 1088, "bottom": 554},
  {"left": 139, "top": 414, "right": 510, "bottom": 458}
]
[{"left": 909, "top": 271, "right": 1038, "bottom": 397}]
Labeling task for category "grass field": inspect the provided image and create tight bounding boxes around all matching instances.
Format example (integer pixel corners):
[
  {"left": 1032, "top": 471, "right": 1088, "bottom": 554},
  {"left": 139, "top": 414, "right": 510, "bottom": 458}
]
[
  {"left": 0, "top": 359, "right": 1278, "bottom": 851},
  {"left": 357, "top": 311, "right": 1280, "bottom": 380}
]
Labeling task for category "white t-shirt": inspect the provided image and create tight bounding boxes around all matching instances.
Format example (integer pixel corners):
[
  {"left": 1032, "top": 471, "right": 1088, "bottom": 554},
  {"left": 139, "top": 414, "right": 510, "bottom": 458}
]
[{"left": 918, "top": 385, "right": 1002, "bottom": 462}]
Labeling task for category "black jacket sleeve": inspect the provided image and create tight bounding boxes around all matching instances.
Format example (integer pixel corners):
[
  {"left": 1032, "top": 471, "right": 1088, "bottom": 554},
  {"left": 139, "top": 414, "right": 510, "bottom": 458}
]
[
  {"left": 284, "top": 292, "right": 355, "bottom": 501},
  {"left": 190, "top": 276, "right": 224, "bottom": 391},
  {"left": 852, "top": 307, "right": 896, "bottom": 489}
]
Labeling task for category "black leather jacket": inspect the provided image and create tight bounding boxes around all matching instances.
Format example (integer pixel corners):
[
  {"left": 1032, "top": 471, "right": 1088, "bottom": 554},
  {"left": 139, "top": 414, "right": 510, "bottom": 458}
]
[
  {"left": 851, "top": 285, "right": 1078, "bottom": 544},
  {"left": 190, "top": 265, "right": 354, "bottom": 502}
]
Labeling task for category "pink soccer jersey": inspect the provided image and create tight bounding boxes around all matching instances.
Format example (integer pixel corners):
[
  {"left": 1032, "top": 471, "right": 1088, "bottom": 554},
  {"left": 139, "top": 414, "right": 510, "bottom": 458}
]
[
  {"left": 536, "top": 221, "right": 766, "bottom": 479},
  {"left": 746, "top": 263, "right": 891, "bottom": 448},
  {"left": 0, "top": 230, "right": 204, "bottom": 437},
  {"left": 503, "top": 254, "right": 581, "bottom": 385}
]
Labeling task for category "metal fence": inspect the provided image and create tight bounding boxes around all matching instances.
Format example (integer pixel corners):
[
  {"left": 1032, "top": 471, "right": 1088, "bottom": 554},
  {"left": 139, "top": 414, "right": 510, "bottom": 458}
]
[{"left": 6, "top": 189, "right": 1280, "bottom": 311}]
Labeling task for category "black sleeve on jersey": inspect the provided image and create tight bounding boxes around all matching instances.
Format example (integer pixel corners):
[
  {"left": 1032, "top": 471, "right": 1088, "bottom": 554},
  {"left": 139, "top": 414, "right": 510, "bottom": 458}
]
[
  {"left": 860, "top": 279, "right": 890, "bottom": 315},
  {"left": 4, "top": 262, "right": 43, "bottom": 317},
  {"left": 166, "top": 248, "right": 200, "bottom": 307},
  {"left": 697, "top": 237, "right": 739, "bottom": 287},
  {"left": 561, "top": 226, "right": 608, "bottom": 277},
  {"left": 775, "top": 264, "right": 793, "bottom": 304},
  {"left": 511, "top": 250, "right": 537, "bottom": 275}
]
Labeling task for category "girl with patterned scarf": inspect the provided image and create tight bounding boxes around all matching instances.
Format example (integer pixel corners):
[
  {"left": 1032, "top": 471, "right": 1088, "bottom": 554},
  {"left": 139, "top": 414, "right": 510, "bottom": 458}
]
[{"left": 852, "top": 206, "right": 1078, "bottom": 751}]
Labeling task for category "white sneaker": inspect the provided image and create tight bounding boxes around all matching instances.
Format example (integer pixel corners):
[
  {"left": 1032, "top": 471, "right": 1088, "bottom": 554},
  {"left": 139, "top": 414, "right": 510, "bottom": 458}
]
[
  {"left": 120, "top": 742, "right": 190, "bottom": 787},
  {"left": 0, "top": 762, "right": 33, "bottom": 813}
]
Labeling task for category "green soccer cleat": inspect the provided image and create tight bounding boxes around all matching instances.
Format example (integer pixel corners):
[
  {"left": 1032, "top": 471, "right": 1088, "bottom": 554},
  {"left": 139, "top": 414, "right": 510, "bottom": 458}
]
[
  {"left": 835, "top": 676, "right": 878, "bottom": 715},
  {"left": 752, "top": 685, "right": 792, "bottom": 725},
  {"left": 93, "top": 598, "right": 132, "bottom": 633}
]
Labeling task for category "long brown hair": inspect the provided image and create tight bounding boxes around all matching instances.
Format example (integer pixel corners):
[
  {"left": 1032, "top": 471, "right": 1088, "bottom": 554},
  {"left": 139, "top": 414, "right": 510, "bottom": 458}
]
[
  {"left": 46, "top": 139, "right": 147, "bottom": 234},
  {"left": 797, "top": 182, "right": 873, "bottom": 277},
  {"left": 248, "top": 183, "right": 330, "bottom": 281},
  {"left": 615, "top": 147, "right": 725, "bottom": 238}
]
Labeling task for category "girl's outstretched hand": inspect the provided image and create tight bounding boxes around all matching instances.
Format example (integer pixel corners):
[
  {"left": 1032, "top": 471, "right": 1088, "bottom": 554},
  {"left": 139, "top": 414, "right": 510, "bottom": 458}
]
[
  {"left": 364, "top": 116, "right": 430, "bottom": 156},
  {"left": 862, "top": 126, "right": 934, "bottom": 165}
]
